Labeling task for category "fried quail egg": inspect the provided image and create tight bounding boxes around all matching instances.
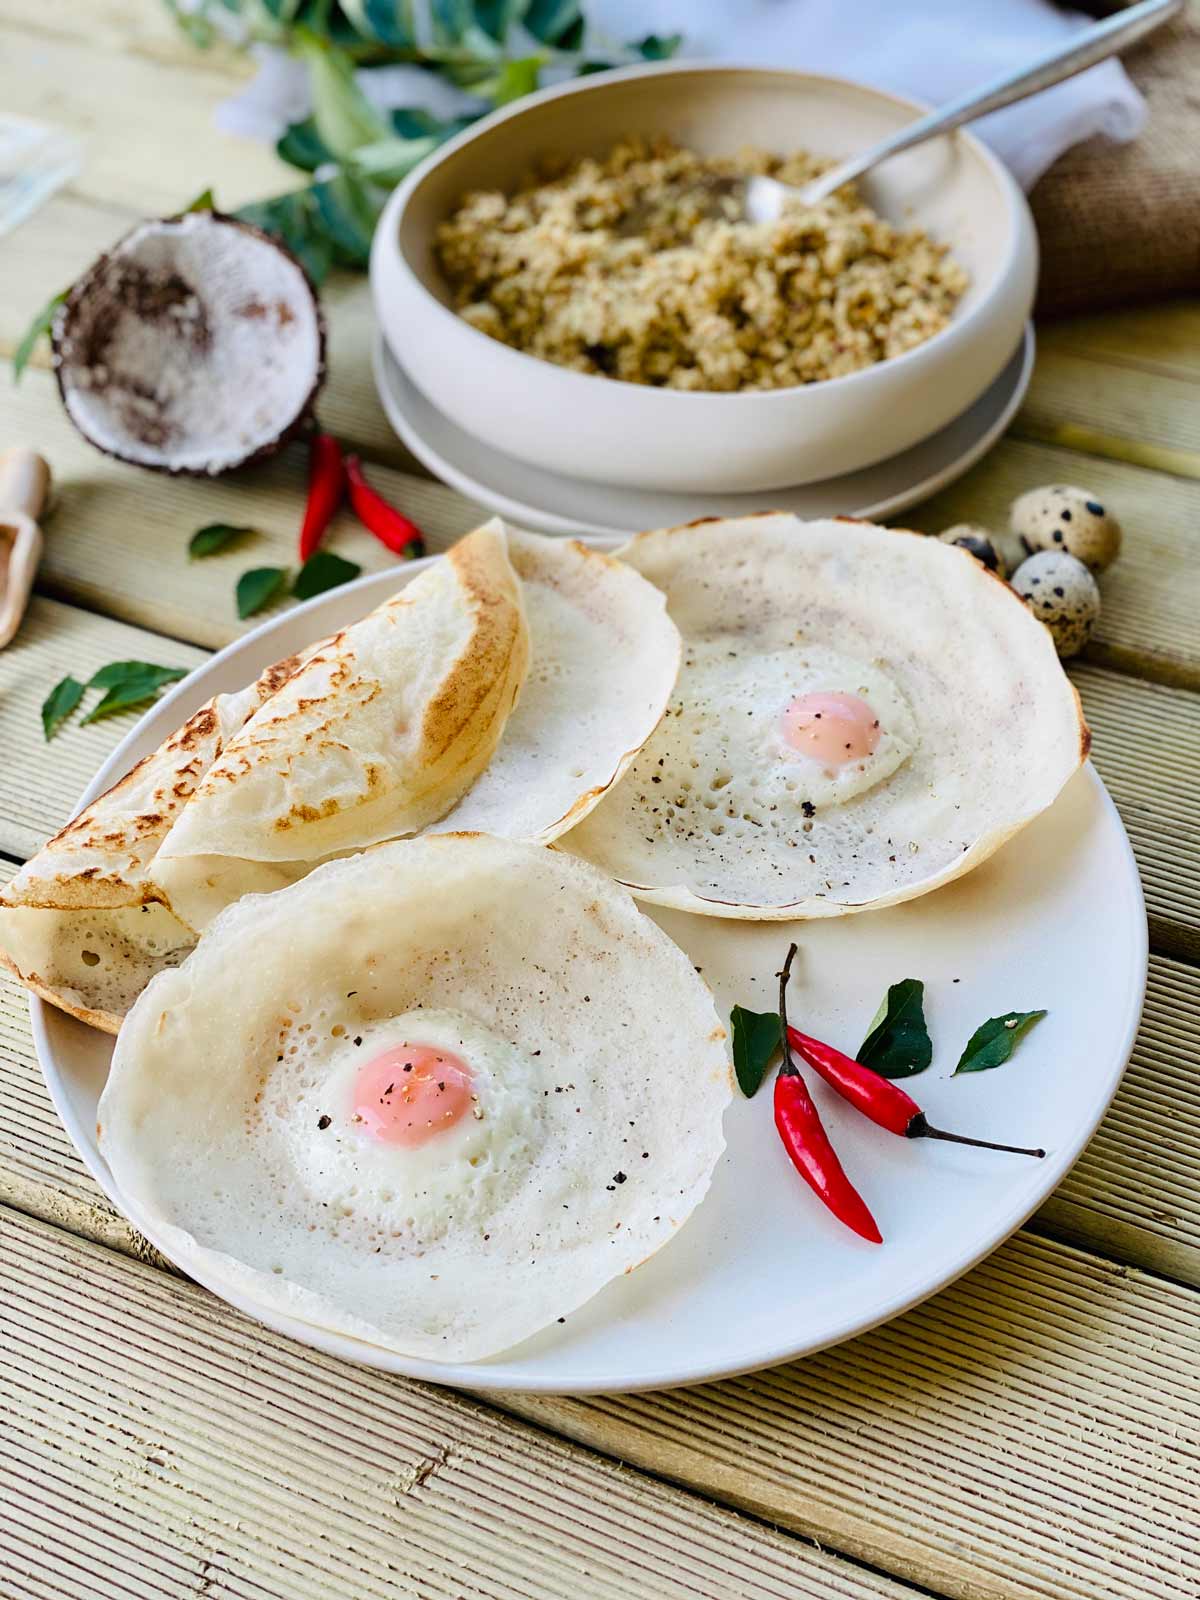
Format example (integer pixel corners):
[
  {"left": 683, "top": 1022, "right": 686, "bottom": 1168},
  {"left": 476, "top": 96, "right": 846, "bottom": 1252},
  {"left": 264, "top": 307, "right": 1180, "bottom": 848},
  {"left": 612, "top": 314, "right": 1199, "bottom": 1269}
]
[
  {"left": 655, "top": 640, "right": 916, "bottom": 828},
  {"left": 277, "top": 1010, "right": 546, "bottom": 1243}
]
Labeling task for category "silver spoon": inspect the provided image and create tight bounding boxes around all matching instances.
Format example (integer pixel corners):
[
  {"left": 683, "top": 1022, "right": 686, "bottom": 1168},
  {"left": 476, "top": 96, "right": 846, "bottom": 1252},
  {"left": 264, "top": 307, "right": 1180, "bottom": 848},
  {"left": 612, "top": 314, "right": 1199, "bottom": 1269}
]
[{"left": 733, "top": 0, "right": 1181, "bottom": 221}]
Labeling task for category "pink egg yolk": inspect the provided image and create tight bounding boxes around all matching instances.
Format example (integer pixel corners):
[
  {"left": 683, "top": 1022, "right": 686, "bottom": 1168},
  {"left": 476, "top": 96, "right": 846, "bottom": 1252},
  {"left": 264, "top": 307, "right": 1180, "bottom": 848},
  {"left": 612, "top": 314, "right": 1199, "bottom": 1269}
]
[
  {"left": 781, "top": 692, "right": 880, "bottom": 767},
  {"left": 352, "top": 1045, "right": 474, "bottom": 1148}
]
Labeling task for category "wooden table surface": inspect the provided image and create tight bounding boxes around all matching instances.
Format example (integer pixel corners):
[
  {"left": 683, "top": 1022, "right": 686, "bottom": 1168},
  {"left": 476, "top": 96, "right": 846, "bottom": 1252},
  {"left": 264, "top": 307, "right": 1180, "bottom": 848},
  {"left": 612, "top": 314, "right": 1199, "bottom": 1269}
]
[{"left": 3, "top": 7, "right": 1199, "bottom": 1598}]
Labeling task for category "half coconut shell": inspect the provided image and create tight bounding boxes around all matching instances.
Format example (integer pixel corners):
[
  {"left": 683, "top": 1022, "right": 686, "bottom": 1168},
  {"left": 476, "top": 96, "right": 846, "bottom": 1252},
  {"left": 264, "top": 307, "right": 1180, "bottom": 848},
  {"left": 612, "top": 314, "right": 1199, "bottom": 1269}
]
[{"left": 52, "top": 211, "right": 325, "bottom": 476}]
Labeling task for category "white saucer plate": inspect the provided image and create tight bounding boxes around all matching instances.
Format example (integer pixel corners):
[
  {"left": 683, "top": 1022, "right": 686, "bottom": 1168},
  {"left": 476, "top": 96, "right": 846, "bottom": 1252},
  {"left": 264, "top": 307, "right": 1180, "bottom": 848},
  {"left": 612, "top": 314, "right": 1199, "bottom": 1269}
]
[
  {"left": 374, "top": 326, "right": 1034, "bottom": 537},
  {"left": 33, "top": 545, "right": 1145, "bottom": 1394}
]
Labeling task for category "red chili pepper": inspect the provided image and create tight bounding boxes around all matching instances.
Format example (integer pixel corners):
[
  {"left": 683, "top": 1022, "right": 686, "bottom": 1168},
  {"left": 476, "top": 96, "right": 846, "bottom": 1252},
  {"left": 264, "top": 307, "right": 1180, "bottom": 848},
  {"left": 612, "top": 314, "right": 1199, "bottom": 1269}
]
[
  {"left": 787, "top": 1026, "right": 1045, "bottom": 1158},
  {"left": 299, "top": 432, "right": 346, "bottom": 561},
  {"left": 775, "top": 946, "right": 882, "bottom": 1243},
  {"left": 345, "top": 455, "right": 426, "bottom": 559}
]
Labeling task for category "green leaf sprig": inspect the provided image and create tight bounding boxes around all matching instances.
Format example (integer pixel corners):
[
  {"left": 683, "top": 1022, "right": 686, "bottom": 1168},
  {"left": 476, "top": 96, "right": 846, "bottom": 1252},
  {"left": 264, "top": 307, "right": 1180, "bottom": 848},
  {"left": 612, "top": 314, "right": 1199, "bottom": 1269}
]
[
  {"left": 41, "top": 661, "right": 188, "bottom": 740},
  {"left": 730, "top": 1006, "right": 782, "bottom": 1098},
  {"left": 190, "top": 522, "right": 257, "bottom": 559},
  {"left": 237, "top": 566, "right": 290, "bottom": 620},
  {"left": 857, "top": 979, "right": 932, "bottom": 1080},
  {"left": 13, "top": 290, "right": 67, "bottom": 383},
  {"left": 165, "top": 3, "right": 682, "bottom": 284},
  {"left": 955, "top": 1011, "right": 1047, "bottom": 1075},
  {"left": 41, "top": 676, "right": 84, "bottom": 740},
  {"left": 235, "top": 551, "right": 362, "bottom": 618},
  {"left": 731, "top": 977, "right": 1046, "bottom": 1092},
  {"left": 294, "top": 549, "right": 361, "bottom": 600}
]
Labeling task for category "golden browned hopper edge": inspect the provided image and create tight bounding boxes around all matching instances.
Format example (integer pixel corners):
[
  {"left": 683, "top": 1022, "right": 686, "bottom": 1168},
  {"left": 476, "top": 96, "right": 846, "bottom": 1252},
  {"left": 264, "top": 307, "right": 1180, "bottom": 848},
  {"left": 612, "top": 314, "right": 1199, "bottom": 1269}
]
[{"left": 0, "top": 447, "right": 49, "bottom": 649}]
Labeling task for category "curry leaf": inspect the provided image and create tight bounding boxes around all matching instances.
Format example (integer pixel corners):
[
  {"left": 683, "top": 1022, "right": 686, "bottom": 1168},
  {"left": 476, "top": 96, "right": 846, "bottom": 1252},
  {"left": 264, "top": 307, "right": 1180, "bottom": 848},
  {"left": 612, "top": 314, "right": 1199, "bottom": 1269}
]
[
  {"left": 276, "top": 118, "right": 332, "bottom": 173},
  {"left": 41, "top": 676, "right": 84, "bottom": 740},
  {"left": 857, "top": 978, "right": 932, "bottom": 1079},
  {"left": 493, "top": 56, "right": 542, "bottom": 105},
  {"left": 637, "top": 33, "right": 683, "bottom": 59},
  {"left": 293, "top": 549, "right": 362, "bottom": 601},
  {"left": 236, "top": 566, "right": 290, "bottom": 619},
  {"left": 955, "top": 1011, "right": 1048, "bottom": 1075},
  {"left": 309, "top": 170, "right": 381, "bottom": 267},
  {"left": 295, "top": 29, "right": 390, "bottom": 159},
  {"left": 13, "top": 290, "right": 67, "bottom": 382},
  {"left": 730, "top": 1006, "right": 782, "bottom": 1099},
  {"left": 236, "top": 190, "right": 334, "bottom": 284},
  {"left": 82, "top": 676, "right": 178, "bottom": 724},
  {"left": 86, "top": 661, "right": 187, "bottom": 692},
  {"left": 190, "top": 522, "right": 256, "bottom": 559},
  {"left": 524, "top": 0, "right": 584, "bottom": 46}
]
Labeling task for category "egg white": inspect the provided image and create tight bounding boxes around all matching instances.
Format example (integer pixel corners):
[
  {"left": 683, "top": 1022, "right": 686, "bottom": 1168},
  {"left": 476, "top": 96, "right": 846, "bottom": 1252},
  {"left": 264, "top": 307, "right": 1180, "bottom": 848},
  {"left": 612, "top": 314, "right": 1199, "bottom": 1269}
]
[
  {"left": 653, "top": 638, "right": 915, "bottom": 831},
  {"left": 259, "top": 1009, "right": 547, "bottom": 1245}
]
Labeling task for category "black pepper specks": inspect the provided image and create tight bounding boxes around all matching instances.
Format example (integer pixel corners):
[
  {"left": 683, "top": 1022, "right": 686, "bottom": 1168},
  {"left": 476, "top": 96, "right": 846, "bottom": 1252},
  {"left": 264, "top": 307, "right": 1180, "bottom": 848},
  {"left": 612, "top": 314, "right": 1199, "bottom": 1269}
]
[{"left": 317, "top": 1114, "right": 331, "bottom": 1130}]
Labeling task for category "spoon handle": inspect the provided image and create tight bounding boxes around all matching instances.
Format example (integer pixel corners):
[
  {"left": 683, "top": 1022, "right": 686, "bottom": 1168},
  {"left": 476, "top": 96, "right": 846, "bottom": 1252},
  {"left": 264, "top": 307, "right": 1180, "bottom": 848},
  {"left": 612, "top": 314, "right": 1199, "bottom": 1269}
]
[{"left": 805, "top": 0, "right": 1182, "bottom": 203}]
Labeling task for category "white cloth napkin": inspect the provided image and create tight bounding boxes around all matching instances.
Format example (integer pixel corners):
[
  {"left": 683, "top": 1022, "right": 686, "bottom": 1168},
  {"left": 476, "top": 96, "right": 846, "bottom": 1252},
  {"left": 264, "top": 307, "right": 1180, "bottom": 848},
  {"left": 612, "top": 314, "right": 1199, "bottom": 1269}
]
[
  {"left": 216, "top": 0, "right": 1146, "bottom": 191},
  {"left": 591, "top": 0, "right": 1146, "bottom": 188}
]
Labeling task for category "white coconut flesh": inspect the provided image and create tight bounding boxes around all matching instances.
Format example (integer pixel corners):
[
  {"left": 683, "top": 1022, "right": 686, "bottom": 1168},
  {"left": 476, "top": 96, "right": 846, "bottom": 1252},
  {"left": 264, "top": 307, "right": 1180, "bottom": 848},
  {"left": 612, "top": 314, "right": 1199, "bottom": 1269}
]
[
  {"left": 54, "top": 213, "right": 322, "bottom": 474},
  {"left": 98, "top": 835, "right": 731, "bottom": 1363}
]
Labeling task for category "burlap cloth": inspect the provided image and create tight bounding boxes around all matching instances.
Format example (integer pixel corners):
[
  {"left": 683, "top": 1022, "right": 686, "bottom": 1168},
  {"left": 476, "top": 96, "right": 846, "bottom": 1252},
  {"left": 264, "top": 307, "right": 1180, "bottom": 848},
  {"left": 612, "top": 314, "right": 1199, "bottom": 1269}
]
[{"left": 1033, "top": 2, "right": 1200, "bottom": 315}]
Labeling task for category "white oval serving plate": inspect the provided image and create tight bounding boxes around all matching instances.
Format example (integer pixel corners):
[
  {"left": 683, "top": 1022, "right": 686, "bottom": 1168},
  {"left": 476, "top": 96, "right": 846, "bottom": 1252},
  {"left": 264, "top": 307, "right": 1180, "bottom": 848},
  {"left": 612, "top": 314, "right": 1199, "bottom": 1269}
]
[
  {"left": 32, "top": 545, "right": 1146, "bottom": 1394},
  {"left": 373, "top": 327, "right": 1034, "bottom": 538}
]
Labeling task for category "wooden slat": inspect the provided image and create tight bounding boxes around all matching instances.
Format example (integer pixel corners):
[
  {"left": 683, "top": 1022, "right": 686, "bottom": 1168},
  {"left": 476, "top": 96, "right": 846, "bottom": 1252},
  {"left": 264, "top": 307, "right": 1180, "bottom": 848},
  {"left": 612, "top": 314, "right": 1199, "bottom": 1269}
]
[
  {"left": 0, "top": 1206, "right": 919, "bottom": 1600},
  {"left": 1039, "top": 951, "right": 1200, "bottom": 1281},
  {"left": 1073, "top": 663, "right": 1200, "bottom": 960},
  {"left": 1017, "top": 347, "right": 1200, "bottom": 479},
  {"left": 2, "top": 29, "right": 287, "bottom": 215},
  {"left": 508, "top": 1232, "right": 1200, "bottom": 1600},
  {"left": 1038, "top": 301, "right": 1200, "bottom": 384},
  {"left": 0, "top": 0, "right": 247, "bottom": 70},
  {"left": 3, "top": 1184, "right": 1198, "bottom": 1600},
  {"left": 0, "top": 369, "right": 482, "bottom": 651}
]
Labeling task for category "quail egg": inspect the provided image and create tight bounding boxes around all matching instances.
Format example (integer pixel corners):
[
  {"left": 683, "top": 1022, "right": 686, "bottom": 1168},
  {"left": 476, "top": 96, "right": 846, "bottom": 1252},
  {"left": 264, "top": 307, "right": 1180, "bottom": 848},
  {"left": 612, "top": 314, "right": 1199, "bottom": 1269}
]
[
  {"left": 937, "top": 524, "right": 1007, "bottom": 576},
  {"left": 1011, "top": 485, "right": 1121, "bottom": 572},
  {"left": 1011, "top": 550, "right": 1100, "bottom": 658}
]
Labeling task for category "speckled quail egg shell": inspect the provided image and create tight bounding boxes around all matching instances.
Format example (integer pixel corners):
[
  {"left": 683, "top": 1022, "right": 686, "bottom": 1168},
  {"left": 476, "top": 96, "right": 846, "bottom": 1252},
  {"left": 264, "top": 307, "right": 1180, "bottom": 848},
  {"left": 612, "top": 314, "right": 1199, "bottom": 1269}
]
[
  {"left": 1011, "top": 485, "right": 1121, "bottom": 572},
  {"left": 937, "top": 524, "right": 1007, "bottom": 576},
  {"left": 1012, "top": 550, "right": 1100, "bottom": 659}
]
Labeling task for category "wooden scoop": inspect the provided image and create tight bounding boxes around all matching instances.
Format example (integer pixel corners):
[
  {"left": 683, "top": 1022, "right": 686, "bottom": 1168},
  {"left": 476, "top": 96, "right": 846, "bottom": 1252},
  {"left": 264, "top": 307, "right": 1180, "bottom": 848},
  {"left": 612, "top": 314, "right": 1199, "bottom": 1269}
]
[{"left": 0, "top": 448, "right": 49, "bottom": 649}]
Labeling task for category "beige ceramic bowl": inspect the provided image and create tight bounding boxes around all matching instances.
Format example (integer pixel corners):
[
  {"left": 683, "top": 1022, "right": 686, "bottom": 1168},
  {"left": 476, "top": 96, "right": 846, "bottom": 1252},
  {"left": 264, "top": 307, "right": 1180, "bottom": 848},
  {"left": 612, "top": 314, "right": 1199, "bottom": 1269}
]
[{"left": 371, "top": 63, "right": 1037, "bottom": 494}]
